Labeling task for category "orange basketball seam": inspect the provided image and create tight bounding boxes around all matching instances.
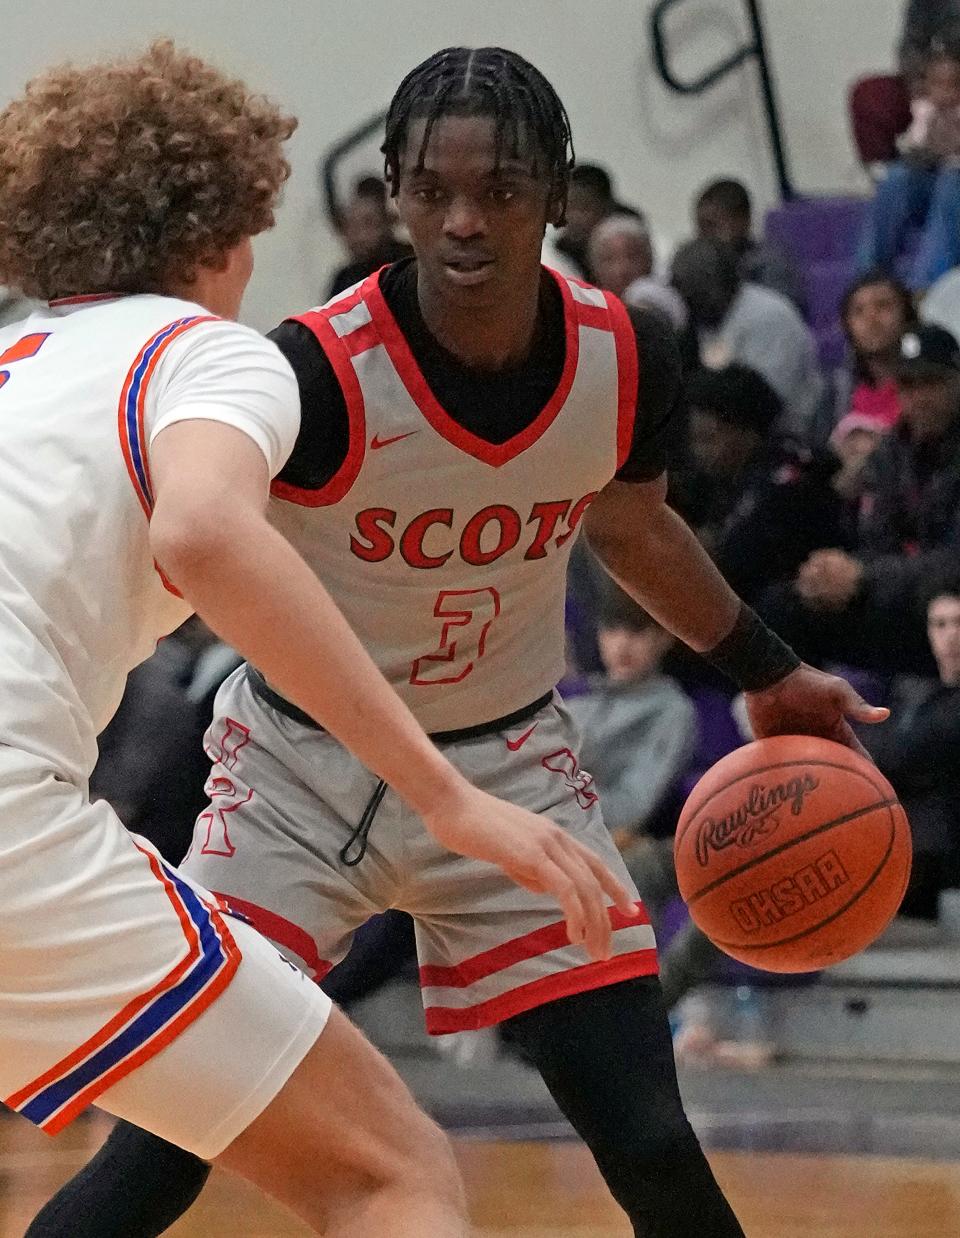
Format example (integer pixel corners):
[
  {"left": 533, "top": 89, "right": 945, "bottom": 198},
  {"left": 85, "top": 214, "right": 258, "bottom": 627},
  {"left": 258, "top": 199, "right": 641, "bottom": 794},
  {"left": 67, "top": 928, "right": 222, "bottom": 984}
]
[
  {"left": 682, "top": 797, "right": 898, "bottom": 904},
  {"left": 706, "top": 805, "right": 906, "bottom": 954},
  {"left": 675, "top": 756, "right": 892, "bottom": 849}
]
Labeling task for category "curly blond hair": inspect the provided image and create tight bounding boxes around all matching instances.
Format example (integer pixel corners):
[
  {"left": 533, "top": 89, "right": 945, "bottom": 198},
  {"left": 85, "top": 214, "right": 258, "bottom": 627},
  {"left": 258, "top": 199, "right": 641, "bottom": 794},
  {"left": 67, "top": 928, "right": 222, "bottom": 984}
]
[{"left": 0, "top": 41, "right": 297, "bottom": 299}]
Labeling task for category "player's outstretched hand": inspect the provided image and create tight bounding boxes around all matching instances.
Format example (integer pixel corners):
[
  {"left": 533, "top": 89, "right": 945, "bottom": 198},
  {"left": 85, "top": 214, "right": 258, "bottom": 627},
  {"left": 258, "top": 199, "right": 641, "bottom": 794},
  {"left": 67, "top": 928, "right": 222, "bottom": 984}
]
[
  {"left": 745, "top": 663, "right": 889, "bottom": 758},
  {"left": 421, "top": 787, "right": 638, "bottom": 961}
]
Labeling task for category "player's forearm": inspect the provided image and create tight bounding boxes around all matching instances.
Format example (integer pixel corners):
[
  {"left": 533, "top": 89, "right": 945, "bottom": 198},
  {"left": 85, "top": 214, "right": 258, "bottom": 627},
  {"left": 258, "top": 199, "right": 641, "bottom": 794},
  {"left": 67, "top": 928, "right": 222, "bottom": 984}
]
[
  {"left": 151, "top": 510, "right": 470, "bottom": 819},
  {"left": 587, "top": 498, "right": 740, "bottom": 652}
]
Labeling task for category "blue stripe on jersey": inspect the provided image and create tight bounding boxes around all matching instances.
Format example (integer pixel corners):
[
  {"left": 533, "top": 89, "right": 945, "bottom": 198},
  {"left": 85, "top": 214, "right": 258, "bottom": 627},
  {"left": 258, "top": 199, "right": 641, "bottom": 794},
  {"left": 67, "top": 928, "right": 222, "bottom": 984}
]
[{"left": 123, "top": 316, "right": 201, "bottom": 510}]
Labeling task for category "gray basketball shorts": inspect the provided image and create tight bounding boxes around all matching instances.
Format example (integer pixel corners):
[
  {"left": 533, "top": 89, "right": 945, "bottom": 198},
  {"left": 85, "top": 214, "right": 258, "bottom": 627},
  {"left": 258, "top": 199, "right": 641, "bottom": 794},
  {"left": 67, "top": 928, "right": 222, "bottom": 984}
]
[{"left": 181, "top": 667, "right": 658, "bottom": 1033}]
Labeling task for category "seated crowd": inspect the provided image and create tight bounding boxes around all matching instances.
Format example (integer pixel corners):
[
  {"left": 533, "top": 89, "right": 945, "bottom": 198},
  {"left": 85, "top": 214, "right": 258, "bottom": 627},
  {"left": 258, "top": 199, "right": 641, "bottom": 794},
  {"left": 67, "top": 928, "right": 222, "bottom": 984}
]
[{"left": 549, "top": 153, "right": 960, "bottom": 953}]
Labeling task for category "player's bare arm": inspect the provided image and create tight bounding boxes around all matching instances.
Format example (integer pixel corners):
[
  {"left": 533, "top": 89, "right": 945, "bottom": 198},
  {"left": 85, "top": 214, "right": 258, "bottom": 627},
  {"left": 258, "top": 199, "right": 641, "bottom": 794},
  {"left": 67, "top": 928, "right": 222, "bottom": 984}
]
[
  {"left": 149, "top": 420, "right": 637, "bottom": 960},
  {"left": 585, "top": 475, "right": 888, "bottom": 751}
]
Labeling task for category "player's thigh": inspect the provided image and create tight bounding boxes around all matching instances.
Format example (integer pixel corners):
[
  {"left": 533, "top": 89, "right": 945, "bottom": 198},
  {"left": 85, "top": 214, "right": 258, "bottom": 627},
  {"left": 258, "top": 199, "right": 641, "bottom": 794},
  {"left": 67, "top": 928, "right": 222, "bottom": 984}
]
[
  {"left": 217, "top": 1005, "right": 463, "bottom": 1207},
  {"left": 0, "top": 752, "right": 329, "bottom": 1157},
  {"left": 182, "top": 698, "right": 383, "bottom": 977},
  {"left": 96, "top": 915, "right": 330, "bottom": 1159}
]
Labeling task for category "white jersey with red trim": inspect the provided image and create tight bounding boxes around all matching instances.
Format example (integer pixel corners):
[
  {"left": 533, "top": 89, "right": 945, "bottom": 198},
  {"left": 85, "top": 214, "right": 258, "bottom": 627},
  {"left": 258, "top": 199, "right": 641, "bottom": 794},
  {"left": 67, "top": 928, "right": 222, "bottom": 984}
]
[
  {"left": 0, "top": 293, "right": 299, "bottom": 778},
  {"left": 269, "top": 267, "right": 638, "bottom": 733}
]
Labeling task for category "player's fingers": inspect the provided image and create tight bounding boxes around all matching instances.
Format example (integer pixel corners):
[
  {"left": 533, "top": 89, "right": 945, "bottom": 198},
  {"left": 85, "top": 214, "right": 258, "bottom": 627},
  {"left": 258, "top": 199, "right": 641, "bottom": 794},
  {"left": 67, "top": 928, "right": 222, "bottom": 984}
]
[
  {"left": 541, "top": 839, "right": 609, "bottom": 959},
  {"left": 538, "top": 856, "right": 589, "bottom": 950},
  {"left": 575, "top": 859, "right": 612, "bottom": 961},
  {"left": 841, "top": 686, "right": 889, "bottom": 724},
  {"left": 547, "top": 840, "right": 613, "bottom": 960},
  {"left": 581, "top": 846, "right": 639, "bottom": 917}
]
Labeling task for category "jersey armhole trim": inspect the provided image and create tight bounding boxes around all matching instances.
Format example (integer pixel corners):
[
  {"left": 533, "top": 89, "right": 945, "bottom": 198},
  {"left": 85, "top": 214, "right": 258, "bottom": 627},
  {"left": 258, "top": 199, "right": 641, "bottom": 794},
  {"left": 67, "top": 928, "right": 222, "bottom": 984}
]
[
  {"left": 603, "top": 292, "right": 641, "bottom": 471},
  {"left": 270, "top": 308, "right": 367, "bottom": 507}
]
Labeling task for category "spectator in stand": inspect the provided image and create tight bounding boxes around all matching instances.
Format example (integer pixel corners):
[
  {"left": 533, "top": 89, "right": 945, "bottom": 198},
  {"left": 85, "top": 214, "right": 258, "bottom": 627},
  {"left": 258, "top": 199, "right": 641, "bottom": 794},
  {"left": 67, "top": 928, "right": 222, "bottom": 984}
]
[
  {"left": 920, "top": 257, "right": 960, "bottom": 336},
  {"left": 567, "top": 588, "right": 698, "bottom": 854},
  {"left": 587, "top": 213, "right": 654, "bottom": 297},
  {"left": 695, "top": 178, "right": 804, "bottom": 311},
  {"left": 670, "top": 238, "right": 824, "bottom": 438},
  {"left": 670, "top": 365, "right": 853, "bottom": 607},
  {"left": 863, "top": 572, "right": 960, "bottom": 918},
  {"left": 587, "top": 214, "right": 688, "bottom": 329},
  {"left": 569, "top": 589, "right": 726, "bottom": 1014},
  {"left": 903, "top": 2, "right": 960, "bottom": 81},
  {"left": 761, "top": 323, "right": 960, "bottom": 674},
  {"left": 857, "top": 32, "right": 960, "bottom": 290},
  {"left": 326, "top": 174, "right": 412, "bottom": 298},
  {"left": 832, "top": 271, "right": 916, "bottom": 431},
  {"left": 554, "top": 162, "right": 640, "bottom": 280},
  {"left": 829, "top": 413, "right": 890, "bottom": 506},
  {"left": 849, "top": 2, "right": 960, "bottom": 173},
  {"left": 824, "top": 274, "right": 916, "bottom": 498}
]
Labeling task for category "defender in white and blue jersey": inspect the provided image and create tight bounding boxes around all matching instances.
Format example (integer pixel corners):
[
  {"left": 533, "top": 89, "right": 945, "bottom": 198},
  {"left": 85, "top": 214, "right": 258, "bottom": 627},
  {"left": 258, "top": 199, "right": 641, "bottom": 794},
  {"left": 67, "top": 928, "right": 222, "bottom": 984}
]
[{"left": 0, "top": 43, "right": 632, "bottom": 1237}]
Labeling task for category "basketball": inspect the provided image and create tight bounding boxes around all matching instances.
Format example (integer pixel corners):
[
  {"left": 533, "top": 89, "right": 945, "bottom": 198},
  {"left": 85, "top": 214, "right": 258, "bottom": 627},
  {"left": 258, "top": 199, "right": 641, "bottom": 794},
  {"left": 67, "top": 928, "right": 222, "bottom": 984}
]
[{"left": 674, "top": 735, "right": 912, "bottom": 973}]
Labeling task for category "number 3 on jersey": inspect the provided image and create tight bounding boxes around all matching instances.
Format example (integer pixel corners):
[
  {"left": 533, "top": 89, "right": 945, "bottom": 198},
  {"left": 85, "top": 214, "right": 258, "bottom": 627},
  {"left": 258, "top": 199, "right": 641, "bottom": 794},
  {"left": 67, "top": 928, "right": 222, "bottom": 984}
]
[
  {"left": 411, "top": 588, "right": 501, "bottom": 686},
  {"left": 0, "top": 333, "right": 50, "bottom": 391}
]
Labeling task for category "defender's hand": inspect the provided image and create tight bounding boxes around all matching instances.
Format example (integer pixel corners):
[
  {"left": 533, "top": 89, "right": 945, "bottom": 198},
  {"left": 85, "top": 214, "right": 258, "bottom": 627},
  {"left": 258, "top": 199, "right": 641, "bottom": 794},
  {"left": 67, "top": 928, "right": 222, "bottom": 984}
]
[
  {"left": 421, "top": 787, "right": 638, "bottom": 961},
  {"left": 745, "top": 664, "right": 889, "bottom": 758}
]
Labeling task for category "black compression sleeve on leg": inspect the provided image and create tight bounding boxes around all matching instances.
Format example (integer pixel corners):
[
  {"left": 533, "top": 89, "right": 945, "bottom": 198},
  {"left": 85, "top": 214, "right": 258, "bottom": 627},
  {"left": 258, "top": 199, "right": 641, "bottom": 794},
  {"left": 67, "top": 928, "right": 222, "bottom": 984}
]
[
  {"left": 25, "top": 1120, "right": 210, "bottom": 1238},
  {"left": 502, "top": 977, "right": 746, "bottom": 1238}
]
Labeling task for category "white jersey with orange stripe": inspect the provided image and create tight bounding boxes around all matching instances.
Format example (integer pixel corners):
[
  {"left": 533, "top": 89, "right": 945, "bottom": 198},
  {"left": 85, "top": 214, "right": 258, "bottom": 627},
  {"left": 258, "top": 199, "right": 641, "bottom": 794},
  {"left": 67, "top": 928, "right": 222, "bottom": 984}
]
[
  {"left": 0, "top": 293, "right": 299, "bottom": 779},
  {"left": 268, "top": 267, "right": 638, "bottom": 734}
]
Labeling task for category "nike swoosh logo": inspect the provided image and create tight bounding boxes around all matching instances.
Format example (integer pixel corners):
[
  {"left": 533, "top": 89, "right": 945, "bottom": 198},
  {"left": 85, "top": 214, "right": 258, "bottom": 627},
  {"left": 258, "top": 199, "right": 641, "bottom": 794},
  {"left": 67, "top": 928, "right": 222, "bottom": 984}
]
[
  {"left": 370, "top": 431, "right": 419, "bottom": 450},
  {"left": 506, "top": 722, "right": 539, "bottom": 751}
]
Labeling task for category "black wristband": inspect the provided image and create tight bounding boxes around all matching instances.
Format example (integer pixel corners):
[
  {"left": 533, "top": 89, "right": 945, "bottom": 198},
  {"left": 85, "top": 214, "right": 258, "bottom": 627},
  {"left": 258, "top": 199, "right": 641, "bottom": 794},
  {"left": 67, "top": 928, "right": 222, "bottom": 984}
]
[{"left": 704, "top": 603, "right": 801, "bottom": 692}]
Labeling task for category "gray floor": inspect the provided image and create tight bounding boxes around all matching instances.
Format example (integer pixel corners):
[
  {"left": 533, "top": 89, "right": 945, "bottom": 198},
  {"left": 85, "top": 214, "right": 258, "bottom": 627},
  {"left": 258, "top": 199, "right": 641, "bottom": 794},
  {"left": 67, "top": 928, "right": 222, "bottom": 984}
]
[{"left": 353, "top": 979, "right": 960, "bottom": 1160}]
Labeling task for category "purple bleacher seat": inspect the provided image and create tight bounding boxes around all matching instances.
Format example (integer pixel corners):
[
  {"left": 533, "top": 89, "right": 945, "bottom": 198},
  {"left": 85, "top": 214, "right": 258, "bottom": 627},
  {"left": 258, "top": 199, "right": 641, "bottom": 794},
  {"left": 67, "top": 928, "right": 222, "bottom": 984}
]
[
  {"left": 688, "top": 686, "right": 743, "bottom": 769},
  {"left": 764, "top": 196, "right": 893, "bottom": 374},
  {"left": 765, "top": 198, "right": 920, "bottom": 360},
  {"left": 805, "top": 258, "right": 857, "bottom": 328},
  {"left": 764, "top": 197, "right": 870, "bottom": 266},
  {"left": 677, "top": 689, "right": 740, "bottom": 803},
  {"left": 815, "top": 324, "right": 848, "bottom": 372}
]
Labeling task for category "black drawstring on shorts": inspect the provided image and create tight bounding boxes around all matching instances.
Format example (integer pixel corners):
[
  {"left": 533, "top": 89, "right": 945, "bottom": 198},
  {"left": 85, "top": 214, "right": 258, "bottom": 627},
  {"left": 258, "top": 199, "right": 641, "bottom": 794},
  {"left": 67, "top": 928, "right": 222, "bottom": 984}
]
[
  {"left": 339, "top": 779, "right": 387, "bottom": 866},
  {"left": 244, "top": 665, "right": 553, "bottom": 869}
]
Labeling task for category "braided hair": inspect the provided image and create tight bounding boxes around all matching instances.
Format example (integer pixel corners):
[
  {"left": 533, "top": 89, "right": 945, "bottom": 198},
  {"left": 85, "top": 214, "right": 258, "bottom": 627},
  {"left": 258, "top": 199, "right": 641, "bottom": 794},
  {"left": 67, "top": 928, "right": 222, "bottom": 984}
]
[{"left": 382, "top": 47, "right": 575, "bottom": 223}]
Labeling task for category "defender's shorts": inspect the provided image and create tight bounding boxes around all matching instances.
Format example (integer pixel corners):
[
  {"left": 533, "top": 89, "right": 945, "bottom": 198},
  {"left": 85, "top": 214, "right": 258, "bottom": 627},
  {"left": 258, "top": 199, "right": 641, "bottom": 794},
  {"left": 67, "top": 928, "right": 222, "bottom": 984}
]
[
  {"left": 0, "top": 743, "right": 331, "bottom": 1158},
  {"left": 182, "top": 670, "right": 658, "bottom": 1034}
]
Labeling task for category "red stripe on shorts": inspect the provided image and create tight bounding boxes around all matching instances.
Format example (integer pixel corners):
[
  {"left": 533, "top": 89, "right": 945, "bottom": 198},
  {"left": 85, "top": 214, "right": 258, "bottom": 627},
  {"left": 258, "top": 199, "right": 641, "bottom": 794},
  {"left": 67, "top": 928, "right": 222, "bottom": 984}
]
[
  {"left": 423, "top": 947, "right": 659, "bottom": 1034},
  {"left": 214, "top": 893, "right": 332, "bottom": 982},
  {"left": 418, "top": 902, "right": 650, "bottom": 990}
]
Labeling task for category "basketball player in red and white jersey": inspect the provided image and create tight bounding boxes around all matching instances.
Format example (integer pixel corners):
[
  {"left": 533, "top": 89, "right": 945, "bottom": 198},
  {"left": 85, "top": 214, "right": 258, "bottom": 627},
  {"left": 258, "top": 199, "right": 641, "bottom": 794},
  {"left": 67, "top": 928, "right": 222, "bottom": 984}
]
[
  {"left": 0, "top": 43, "right": 647, "bottom": 1238},
  {"left": 32, "top": 48, "right": 890, "bottom": 1238}
]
